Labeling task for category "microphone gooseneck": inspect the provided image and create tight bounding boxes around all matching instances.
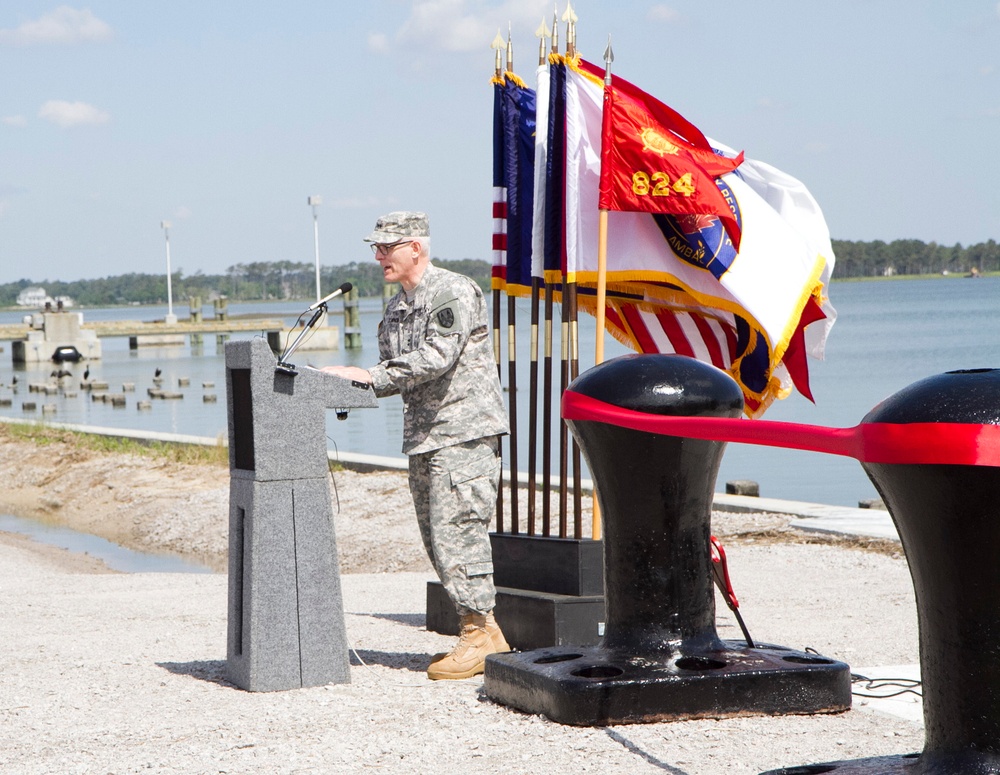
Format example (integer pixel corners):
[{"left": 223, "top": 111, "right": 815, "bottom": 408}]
[{"left": 307, "top": 282, "right": 353, "bottom": 311}]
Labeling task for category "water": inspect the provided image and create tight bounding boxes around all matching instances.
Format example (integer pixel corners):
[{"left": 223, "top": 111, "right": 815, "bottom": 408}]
[
  {"left": 1, "top": 277, "right": 997, "bottom": 508},
  {"left": 0, "top": 513, "right": 213, "bottom": 572}
]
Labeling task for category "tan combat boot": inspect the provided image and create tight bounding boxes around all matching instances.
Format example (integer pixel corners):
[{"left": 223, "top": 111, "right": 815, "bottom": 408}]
[
  {"left": 485, "top": 611, "right": 511, "bottom": 653},
  {"left": 429, "top": 611, "right": 512, "bottom": 664},
  {"left": 427, "top": 612, "right": 510, "bottom": 680}
]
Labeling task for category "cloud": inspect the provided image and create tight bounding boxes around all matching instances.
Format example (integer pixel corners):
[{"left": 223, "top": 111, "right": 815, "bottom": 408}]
[
  {"left": 367, "top": 32, "right": 390, "bottom": 54},
  {"left": 397, "top": 0, "right": 550, "bottom": 54},
  {"left": 38, "top": 100, "right": 110, "bottom": 127},
  {"left": 0, "top": 5, "right": 113, "bottom": 46},
  {"left": 2, "top": 115, "right": 27, "bottom": 127},
  {"left": 647, "top": 5, "right": 680, "bottom": 23},
  {"left": 173, "top": 206, "right": 193, "bottom": 220}
]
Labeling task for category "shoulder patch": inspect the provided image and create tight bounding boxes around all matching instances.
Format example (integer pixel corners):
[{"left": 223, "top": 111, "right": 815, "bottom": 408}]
[{"left": 437, "top": 307, "right": 455, "bottom": 328}]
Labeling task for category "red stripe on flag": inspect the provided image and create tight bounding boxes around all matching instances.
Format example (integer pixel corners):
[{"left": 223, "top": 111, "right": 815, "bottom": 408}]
[
  {"left": 721, "top": 321, "right": 738, "bottom": 362},
  {"left": 493, "top": 234, "right": 507, "bottom": 250},
  {"left": 604, "top": 306, "right": 634, "bottom": 348},
  {"left": 656, "top": 310, "right": 696, "bottom": 358},
  {"left": 620, "top": 305, "right": 658, "bottom": 354},
  {"left": 691, "top": 313, "right": 726, "bottom": 370},
  {"left": 605, "top": 306, "right": 623, "bottom": 330},
  {"left": 493, "top": 201, "right": 507, "bottom": 219}
]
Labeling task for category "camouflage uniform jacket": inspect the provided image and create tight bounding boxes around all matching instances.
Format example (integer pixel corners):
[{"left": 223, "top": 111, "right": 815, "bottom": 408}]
[{"left": 368, "top": 263, "right": 509, "bottom": 455}]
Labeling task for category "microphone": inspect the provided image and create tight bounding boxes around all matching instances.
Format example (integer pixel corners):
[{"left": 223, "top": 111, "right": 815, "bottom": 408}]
[{"left": 307, "top": 282, "right": 353, "bottom": 311}]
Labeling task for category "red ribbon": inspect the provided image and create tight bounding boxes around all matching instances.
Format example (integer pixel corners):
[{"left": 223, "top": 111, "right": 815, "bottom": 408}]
[{"left": 562, "top": 390, "right": 1000, "bottom": 468}]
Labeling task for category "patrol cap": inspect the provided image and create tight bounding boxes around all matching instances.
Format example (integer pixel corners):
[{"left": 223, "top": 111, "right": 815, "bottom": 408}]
[{"left": 364, "top": 211, "right": 430, "bottom": 243}]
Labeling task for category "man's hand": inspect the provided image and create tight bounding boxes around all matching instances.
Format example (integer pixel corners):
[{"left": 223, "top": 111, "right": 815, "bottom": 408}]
[{"left": 320, "top": 365, "right": 373, "bottom": 384}]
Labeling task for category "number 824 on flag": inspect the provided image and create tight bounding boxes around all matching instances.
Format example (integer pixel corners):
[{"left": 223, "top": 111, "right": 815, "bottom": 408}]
[{"left": 631, "top": 170, "right": 696, "bottom": 198}]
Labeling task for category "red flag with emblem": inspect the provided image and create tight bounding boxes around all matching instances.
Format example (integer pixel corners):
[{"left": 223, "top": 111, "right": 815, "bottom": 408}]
[{"left": 598, "top": 74, "right": 745, "bottom": 250}]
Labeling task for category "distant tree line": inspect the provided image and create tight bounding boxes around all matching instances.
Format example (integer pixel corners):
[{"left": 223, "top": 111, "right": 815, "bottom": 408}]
[
  {"left": 831, "top": 239, "right": 1000, "bottom": 278},
  {"left": 2, "top": 238, "right": 998, "bottom": 308},
  {"left": 0, "top": 258, "right": 493, "bottom": 308}
]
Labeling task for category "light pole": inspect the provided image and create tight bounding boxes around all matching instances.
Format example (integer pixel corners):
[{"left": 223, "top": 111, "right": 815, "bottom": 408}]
[
  {"left": 308, "top": 195, "right": 322, "bottom": 303},
  {"left": 160, "top": 220, "right": 176, "bottom": 324}
]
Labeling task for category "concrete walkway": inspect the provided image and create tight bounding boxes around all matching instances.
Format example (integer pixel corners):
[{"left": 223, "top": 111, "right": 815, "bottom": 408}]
[{"left": 713, "top": 492, "right": 899, "bottom": 542}]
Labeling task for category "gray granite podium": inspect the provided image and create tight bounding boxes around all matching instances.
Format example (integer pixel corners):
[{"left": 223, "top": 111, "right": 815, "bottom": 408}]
[{"left": 224, "top": 337, "right": 377, "bottom": 692}]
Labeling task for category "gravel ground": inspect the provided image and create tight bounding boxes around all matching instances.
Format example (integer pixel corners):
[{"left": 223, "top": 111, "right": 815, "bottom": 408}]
[{"left": 0, "top": 433, "right": 925, "bottom": 774}]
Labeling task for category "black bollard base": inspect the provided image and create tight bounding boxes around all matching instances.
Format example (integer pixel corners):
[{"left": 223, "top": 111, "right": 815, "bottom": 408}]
[
  {"left": 484, "top": 641, "right": 851, "bottom": 726},
  {"left": 761, "top": 749, "right": 1000, "bottom": 773},
  {"left": 759, "top": 753, "right": 921, "bottom": 774}
]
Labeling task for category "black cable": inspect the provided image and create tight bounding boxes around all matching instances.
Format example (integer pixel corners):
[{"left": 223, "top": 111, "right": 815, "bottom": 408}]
[
  {"left": 850, "top": 672, "right": 923, "bottom": 699},
  {"left": 279, "top": 307, "right": 326, "bottom": 363},
  {"left": 801, "top": 648, "right": 923, "bottom": 700}
]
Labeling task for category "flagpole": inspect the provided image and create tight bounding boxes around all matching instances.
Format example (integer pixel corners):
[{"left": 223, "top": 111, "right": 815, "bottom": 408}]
[
  {"left": 563, "top": 1, "right": 583, "bottom": 540},
  {"left": 556, "top": 4, "right": 571, "bottom": 539},
  {"left": 596, "top": 210, "right": 608, "bottom": 367},
  {"left": 490, "top": 31, "right": 506, "bottom": 533},
  {"left": 590, "top": 38, "right": 614, "bottom": 543},
  {"left": 572, "top": 283, "right": 583, "bottom": 536},
  {"left": 504, "top": 28, "right": 520, "bottom": 532},
  {"left": 526, "top": 18, "right": 549, "bottom": 536},
  {"left": 595, "top": 39, "right": 613, "bottom": 368},
  {"left": 541, "top": 9, "right": 559, "bottom": 538}
]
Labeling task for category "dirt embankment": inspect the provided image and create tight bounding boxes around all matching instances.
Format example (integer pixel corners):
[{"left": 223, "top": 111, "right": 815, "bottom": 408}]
[
  {"left": 0, "top": 426, "right": 897, "bottom": 575},
  {"left": 0, "top": 429, "right": 431, "bottom": 574}
]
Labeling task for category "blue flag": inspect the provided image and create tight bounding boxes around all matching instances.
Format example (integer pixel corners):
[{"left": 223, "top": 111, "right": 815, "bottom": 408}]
[
  {"left": 500, "top": 73, "right": 536, "bottom": 295},
  {"left": 491, "top": 72, "right": 536, "bottom": 296}
]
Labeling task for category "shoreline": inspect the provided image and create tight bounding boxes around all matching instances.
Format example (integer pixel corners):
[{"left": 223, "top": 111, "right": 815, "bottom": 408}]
[{"left": 1, "top": 269, "right": 996, "bottom": 314}]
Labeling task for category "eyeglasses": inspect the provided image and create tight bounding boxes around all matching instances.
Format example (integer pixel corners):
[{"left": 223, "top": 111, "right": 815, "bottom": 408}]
[{"left": 370, "top": 240, "right": 414, "bottom": 257}]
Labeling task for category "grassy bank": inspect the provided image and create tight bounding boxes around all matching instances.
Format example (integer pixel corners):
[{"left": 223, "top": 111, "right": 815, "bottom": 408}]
[{"left": 0, "top": 421, "right": 229, "bottom": 467}]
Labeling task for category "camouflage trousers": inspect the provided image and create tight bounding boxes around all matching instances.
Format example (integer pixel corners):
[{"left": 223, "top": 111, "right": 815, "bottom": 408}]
[{"left": 408, "top": 436, "right": 500, "bottom": 616}]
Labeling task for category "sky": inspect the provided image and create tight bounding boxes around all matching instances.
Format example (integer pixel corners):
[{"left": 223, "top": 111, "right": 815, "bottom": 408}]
[{"left": 1, "top": 1, "right": 999, "bottom": 286}]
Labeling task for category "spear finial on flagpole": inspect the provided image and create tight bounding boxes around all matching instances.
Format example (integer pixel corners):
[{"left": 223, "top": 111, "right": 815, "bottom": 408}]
[
  {"left": 550, "top": 5, "right": 559, "bottom": 54},
  {"left": 490, "top": 28, "right": 504, "bottom": 78},
  {"left": 562, "top": 0, "right": 578, "bottom": 56},
  {"left": 506, "top": 21, "right": 514, "bottom": 73},
  {"left": 535, "top": 17, "right": 549, "bottom": 66}
]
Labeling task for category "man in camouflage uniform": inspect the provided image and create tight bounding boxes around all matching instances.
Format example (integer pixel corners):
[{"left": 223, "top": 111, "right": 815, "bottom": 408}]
[{"left": 322, "top": 211, "right": 510, "bottom": 680}]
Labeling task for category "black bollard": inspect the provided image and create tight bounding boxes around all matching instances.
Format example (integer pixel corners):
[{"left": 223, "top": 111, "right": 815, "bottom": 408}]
[
  {"left": 763, "top": 368, "right": 1000, "bottom": 774},
  {"left": 484, "top": 354, "right": 851, "bottom": 725}
]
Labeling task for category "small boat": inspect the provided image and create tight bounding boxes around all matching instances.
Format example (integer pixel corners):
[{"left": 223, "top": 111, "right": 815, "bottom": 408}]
[{"left": 51, "top": 345, "right": 83, "bottom": 363}]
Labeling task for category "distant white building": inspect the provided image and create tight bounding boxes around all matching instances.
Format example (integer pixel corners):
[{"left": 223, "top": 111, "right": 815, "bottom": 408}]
[
  {"left": 16, "top": 287, "right": 74, "bottom": 309},
  {"left": 16, "top": 287, "right": 47, "bottom": 307}
]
